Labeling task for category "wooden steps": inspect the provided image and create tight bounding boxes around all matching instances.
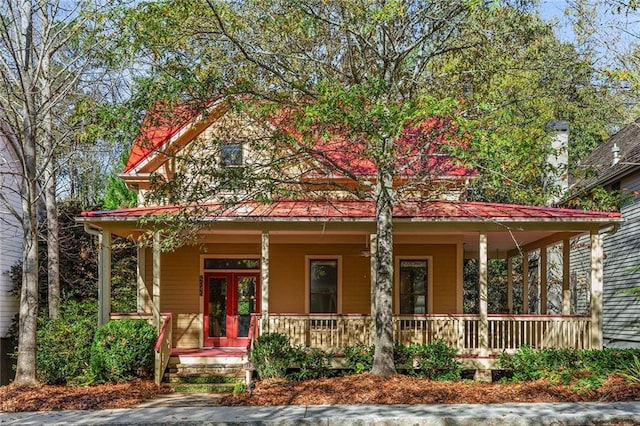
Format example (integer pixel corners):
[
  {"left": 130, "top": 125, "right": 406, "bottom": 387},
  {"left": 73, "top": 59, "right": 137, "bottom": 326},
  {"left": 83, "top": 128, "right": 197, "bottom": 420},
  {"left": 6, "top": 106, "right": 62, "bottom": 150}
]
[{"left": 163, "top": 352, "right": 248, "bottom": 393}]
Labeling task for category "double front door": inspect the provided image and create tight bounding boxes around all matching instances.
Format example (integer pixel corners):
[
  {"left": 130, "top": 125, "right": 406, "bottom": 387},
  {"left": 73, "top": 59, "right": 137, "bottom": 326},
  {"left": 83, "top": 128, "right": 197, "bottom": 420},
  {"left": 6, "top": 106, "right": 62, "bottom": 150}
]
[{"left": 204, "top": 272, "right": 260, "bottom": 347}]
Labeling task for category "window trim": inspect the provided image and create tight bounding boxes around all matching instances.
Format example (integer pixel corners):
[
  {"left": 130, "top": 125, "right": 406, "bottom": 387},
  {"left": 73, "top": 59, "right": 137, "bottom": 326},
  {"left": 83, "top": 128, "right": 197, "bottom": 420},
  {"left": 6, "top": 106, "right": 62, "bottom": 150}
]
[
  {"left": 394, "top": 256, "right": 433, "bottom": 314},
  {"left": 305, "top": 255, "right": 342, "bottom": 314}
]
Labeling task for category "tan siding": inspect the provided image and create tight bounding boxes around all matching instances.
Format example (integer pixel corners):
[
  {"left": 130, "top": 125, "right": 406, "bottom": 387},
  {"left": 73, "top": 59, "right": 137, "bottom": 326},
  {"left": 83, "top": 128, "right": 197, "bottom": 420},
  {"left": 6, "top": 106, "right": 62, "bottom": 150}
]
[
  {"left": 150, "top": 239, "right": 459, "bottom": 347},
  {"left": 394, "top": 244, "right": 458, "bottom": 314},
  {"left": 269, "top": 244, "right": 371, "bottom": 314}
]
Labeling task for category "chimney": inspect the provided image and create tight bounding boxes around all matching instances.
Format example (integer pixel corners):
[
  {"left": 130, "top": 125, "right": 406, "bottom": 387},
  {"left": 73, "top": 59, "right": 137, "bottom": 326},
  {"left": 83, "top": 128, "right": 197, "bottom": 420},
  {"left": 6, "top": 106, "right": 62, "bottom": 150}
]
[
  {"left": 611, "top": 143, "right": 620, "bottom": 165},
  {"left": 545, "top": 121, "right": 569, "bottom": 206}
]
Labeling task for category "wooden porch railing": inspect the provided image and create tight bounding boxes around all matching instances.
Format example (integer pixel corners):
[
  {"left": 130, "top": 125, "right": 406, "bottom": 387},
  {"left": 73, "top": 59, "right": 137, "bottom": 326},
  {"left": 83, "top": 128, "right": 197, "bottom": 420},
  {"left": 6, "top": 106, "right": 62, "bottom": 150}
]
[
  {"left": 154, "top": 313, "right": 173, "bottom": 385},
  {"left": 264, "top": 314, "right": 592, "bottom": 354}
]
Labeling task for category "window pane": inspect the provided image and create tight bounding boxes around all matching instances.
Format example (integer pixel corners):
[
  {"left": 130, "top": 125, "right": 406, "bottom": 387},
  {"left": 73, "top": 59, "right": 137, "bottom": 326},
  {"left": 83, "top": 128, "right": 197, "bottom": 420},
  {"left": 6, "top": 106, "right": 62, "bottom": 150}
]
[
  {"left": 221, "top": 143, "right": 242, "bottom": 166},
  {"left": 399, "top": 260, "right": 428, "bottom": 314},
  {"left": 310, "top": 260, "right": 337, "bottom": 313},
  {"left": 204, "top": 259, "right": 259, "bottom": 269}
]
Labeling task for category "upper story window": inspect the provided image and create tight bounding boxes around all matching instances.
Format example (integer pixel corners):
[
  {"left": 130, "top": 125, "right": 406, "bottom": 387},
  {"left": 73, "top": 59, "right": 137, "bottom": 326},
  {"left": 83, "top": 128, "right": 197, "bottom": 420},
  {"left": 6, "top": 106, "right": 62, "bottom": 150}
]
[{"left": 221, "top": 143, "right": 243, "bottom": 166}]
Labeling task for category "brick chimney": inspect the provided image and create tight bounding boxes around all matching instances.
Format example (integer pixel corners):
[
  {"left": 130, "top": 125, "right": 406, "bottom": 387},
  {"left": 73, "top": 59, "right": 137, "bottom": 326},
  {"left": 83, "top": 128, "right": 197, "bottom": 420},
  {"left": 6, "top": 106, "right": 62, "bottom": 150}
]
[{"left": 545, "top": 121, "right": 569, "bottom": 206}]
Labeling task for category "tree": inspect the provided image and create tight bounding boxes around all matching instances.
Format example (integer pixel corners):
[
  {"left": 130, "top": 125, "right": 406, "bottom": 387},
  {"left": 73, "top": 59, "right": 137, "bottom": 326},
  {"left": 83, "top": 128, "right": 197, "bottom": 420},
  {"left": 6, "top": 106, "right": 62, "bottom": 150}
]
[
  {"left": 0, "top": 0, "right": 124, "bottom": 385},
  {"left": 121, "top": 0, "right": 534, "bottom": 376}
]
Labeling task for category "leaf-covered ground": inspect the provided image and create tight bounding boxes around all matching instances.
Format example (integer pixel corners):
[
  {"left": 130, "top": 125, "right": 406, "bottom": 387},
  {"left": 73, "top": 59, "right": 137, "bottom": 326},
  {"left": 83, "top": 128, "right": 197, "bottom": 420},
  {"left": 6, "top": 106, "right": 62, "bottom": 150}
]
[
  {"left": 222, "top": 374, "right": 640, "bottom": 406},
  {"left": 1, "top": 374, "right": 639, "bottom": 412},
  {"left": 0, "top": 379, "right": 166, "bottom": 412}
]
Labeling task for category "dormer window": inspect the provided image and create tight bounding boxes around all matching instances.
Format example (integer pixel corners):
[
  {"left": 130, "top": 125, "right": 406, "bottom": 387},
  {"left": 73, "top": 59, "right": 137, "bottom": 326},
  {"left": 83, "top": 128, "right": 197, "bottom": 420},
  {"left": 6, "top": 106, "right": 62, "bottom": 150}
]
[{"left": 221, "top": 143, "right": 243, "bottom": 166}]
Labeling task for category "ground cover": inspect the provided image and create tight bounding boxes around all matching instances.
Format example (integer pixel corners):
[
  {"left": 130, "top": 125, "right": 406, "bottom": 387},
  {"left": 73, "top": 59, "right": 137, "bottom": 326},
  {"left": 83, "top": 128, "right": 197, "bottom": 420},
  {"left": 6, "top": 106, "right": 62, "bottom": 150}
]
[{"left": 1, "top": 374, "right": 639, "bottom": 412}]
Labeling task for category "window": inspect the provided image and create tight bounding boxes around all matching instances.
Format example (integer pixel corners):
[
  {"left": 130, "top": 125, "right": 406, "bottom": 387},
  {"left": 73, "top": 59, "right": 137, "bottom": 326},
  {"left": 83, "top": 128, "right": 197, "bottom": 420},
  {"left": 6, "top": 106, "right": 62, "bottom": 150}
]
[
  {"left": 221, "top": 143, "right": 242, "bottom": 166},
  {"left": 399, "top": 259, "right": 428, "bottom": 314},
  {"left": 309, "top": 259, "right": 338, "bottom": 313},
  {"left": 204, "top": 258, "right": 259, "bottom": 270}
]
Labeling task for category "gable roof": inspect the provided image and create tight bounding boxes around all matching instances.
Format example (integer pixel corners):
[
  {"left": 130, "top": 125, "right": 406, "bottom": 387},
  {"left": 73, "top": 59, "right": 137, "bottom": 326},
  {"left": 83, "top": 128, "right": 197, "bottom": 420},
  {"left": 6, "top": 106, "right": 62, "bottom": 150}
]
[
  {"left": 573, "top": 117, "right": 640, "bottom": 192},
  {"left": 122, "top": 99, "right": 475, "bottom": 180},
  {"left": 123, "top": 98, "right": 224, "bottom": 174}
]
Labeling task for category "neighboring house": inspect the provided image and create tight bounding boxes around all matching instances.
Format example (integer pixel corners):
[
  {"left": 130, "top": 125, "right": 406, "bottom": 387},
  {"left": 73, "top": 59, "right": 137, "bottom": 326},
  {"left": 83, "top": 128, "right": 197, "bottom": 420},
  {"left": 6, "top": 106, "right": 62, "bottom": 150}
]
[
  {"left": 0, "top": 134, "right": 21, "bottom": 385},
  {"left": 79, "top": 99, "right": 621, "bottom": 383},
  {"left": 569, "top": 118, "right": 640, "bottom": 348}
]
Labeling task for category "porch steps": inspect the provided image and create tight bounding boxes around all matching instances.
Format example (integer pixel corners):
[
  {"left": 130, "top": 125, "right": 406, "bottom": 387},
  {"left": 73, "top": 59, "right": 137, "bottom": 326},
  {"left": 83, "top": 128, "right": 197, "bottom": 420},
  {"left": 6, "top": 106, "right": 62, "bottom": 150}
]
[{"left": 164, "top": 355, "right": 247, "bottom": 393}]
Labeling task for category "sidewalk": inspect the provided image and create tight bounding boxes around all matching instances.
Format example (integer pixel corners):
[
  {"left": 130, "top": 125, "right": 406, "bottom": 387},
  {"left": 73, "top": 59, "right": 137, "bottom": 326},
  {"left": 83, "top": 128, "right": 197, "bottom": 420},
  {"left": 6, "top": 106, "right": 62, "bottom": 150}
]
[{"left": 1, "top": 401, "right": 639, "bottom": 425}]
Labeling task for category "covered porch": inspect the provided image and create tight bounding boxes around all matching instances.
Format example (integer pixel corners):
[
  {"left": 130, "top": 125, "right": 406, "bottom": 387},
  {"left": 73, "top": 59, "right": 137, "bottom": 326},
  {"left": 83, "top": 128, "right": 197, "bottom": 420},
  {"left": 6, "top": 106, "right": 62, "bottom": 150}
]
[{"left": 80, "top": 200, "right": 621, "bottom": 382}]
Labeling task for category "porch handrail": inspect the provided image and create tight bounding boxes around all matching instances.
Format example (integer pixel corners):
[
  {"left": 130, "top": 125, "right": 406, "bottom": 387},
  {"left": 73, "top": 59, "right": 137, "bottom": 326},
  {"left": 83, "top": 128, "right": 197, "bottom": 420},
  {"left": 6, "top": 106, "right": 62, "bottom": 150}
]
[
  {"left": 154, "top": 313, "right": 172, "bottom": 386},
  {"left": 247, "top": 313, "right": 261, "bottom": 352}
]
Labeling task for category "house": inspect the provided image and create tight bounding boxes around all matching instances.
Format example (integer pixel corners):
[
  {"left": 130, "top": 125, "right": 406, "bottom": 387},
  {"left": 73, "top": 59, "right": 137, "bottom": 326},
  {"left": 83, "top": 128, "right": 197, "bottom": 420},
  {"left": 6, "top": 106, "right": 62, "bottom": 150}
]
[
  {"left": 0, "top": 133, "right": 21, "bottom": 385},
  {"left": 568, "top": 118, "right": 640, "bottom": 348},
  {"left": 79, "top": 99, "right": 622, "bottom": 383}
]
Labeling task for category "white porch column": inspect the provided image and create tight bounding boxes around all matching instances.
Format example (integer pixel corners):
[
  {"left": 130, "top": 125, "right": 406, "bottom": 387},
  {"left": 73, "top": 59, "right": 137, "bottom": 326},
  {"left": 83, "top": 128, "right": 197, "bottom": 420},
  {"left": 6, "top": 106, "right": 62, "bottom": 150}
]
[
  {"left": 136, "top": 244, "right": 150, "bottom": 313},
  {"left": 507, "top": 257, "right": 513, "bottom": 314},
  {"left": 152, "top": 231, "right": 161, "bottom": 329},
  {"left": 562, "top": 239, "right": 571, "bottom": 315},
  {"left": 370, "top": 233, "right": 377, "bottom": 345},
  {"left": 540, "top": 247, "right": 548, "bottom": 315},
  {"left": 261, "top": 231, "right": 270, "bottom": 333},
  {"left": 522, "top": 252, "right": 529, "bottom": 314},
  {"left": 98, "top": 231, "right": 112, "bottom": 327},
  {"left": 590, "top": 231, "right": 603, "bottom": 349},
  {"left": 478, "top": 232, "right": 488, "bottom": 356}
]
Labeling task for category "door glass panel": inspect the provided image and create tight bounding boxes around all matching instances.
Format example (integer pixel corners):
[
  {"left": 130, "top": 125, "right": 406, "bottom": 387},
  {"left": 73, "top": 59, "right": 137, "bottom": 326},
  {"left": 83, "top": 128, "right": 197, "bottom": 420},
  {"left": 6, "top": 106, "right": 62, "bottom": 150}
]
[
  {"left": 208, "top": 277, "right": 227, "bottom": 338},
  {"left": 236, "top": 276, "right": 257, "bottom": 338}
]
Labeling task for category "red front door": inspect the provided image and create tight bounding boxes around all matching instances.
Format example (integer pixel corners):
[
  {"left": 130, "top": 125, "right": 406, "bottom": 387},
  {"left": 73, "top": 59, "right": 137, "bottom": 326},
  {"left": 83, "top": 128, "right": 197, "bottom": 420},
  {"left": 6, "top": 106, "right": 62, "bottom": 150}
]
[{"left": 203, "top": 272, "right": 260, "bottom": 347}]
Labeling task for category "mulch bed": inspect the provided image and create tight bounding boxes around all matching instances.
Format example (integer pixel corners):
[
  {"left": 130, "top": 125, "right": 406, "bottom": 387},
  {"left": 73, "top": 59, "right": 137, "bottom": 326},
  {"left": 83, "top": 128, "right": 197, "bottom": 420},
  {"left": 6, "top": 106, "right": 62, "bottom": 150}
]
[
  {"left": 1, "top": 374, "right": 639, "bottom": 412},
  {"left": 221, "top": 374, "right": 640, "bottom": 406}
]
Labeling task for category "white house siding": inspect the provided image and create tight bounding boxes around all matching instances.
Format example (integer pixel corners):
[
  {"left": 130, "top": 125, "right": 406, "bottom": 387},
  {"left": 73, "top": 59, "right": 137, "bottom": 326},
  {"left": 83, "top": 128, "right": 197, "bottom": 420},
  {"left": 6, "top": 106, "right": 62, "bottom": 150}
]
[{"left": 0, "top": 139, "right": 20, "bottom": 339}]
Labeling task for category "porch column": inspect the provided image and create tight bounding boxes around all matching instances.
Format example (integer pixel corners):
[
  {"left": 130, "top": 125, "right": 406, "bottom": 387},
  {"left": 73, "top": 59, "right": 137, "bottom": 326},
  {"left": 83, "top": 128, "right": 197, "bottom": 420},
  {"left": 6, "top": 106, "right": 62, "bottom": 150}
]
[
  {"left": 369, "top": 233, "right": 377, "bottom": 346},
  {"left": 540, "top": 247, "right": 548, "bottom": 314},
  {"left": 152, "top": 231, "right": 161, "bottom": 329},
  {"left": 507, "top": 257, "right": 513, "bottom": 314},
  {"left": 590, "top": 231, "right": 603, "bottom": 349},
  {"left": 261, "top": 231, "right": 270, "bottom": 333},
  {"left": 522, "top": 252, "right": 529, "bottom": 314},
  {"left": 98, "top": 231, "right": 112, "bottom": 327},
  {"left": 562, "top": 239, "right": 571, "bottom": 315},
  {"left": 137, "top": 244, "right": 151, "bottom": 313},
  {"left": 478, "top": 232, "right": 489, "bottom": 356}
]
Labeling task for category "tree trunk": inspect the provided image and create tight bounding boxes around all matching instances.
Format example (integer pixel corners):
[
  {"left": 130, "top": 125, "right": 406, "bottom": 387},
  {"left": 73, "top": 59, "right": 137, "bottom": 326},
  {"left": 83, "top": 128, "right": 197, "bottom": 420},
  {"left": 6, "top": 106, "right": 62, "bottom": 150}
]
[
  {"left": 14, "top": 0, "right": 39, "bottom": 386},
  {"left": 371, "top": 158, "right": 396, "bottom": 377},
  {"left": 40, "top": 13, "right": 60, "bottom": 319}
]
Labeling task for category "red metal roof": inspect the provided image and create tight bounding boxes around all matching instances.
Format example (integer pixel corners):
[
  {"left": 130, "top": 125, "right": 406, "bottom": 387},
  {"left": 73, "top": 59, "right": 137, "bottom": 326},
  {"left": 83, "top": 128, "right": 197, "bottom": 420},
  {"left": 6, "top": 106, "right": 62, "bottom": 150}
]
[
  {"left": 123, "top": 101, "right": 476, "bottom": 178},
  {"left": 81, "top": 199, "right": 621, "bottom": 222}
]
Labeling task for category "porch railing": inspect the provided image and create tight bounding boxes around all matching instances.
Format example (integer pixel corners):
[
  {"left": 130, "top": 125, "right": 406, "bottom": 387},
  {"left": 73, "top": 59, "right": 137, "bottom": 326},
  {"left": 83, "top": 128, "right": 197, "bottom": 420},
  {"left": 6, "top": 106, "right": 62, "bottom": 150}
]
[
  {"left": 264, "top": 314, "right": 592, "bottom": 354},
  {"left": 154, "top": 313, "right": 173, "bottom": 385}
]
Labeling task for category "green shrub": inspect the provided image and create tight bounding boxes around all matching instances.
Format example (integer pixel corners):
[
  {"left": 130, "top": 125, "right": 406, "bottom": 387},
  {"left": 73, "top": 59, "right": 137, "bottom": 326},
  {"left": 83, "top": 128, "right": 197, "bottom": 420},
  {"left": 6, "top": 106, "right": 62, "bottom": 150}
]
[
  {"left": 36, "top": 300, "right": 97, "bottom": 384},
  {"left": 89, "top": 319, "right": 156, "bottom": 383},
  {"left": 412, "top": 340, "right": 461, "bottom": 380},
  {"left": 616, "top": 355, "right": 640, "bottom": 385},
  {"left": 343, "top": 345, "right": 373, "bottom": 374},
  {"left": 250, "top": 333, "right": 296, "bottom": 379},
  {"left": 393, "top": 343, "right": 414, "bottom": 371},
  {"left": 289, "top": 347, "right": 331, "bottom": 380}
]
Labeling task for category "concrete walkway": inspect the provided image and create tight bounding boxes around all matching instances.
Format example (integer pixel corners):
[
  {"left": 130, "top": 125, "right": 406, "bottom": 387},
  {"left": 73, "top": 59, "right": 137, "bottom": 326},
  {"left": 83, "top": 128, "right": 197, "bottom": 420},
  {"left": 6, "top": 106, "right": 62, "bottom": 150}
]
[{"left": 1, "top": 401, "right": 639, "bottom": 425}]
